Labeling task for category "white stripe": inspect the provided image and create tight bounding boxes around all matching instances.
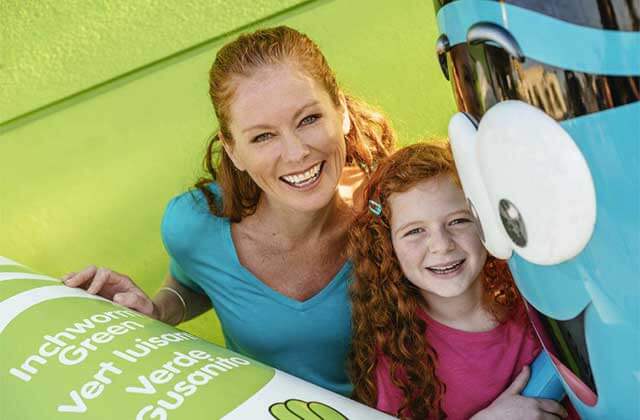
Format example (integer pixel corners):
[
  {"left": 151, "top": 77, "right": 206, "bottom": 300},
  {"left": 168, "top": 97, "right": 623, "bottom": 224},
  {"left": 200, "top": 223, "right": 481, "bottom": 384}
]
[
  {"left": 0, "top": 285, "right": 108, "bottom": 334},
  {"left": 0, "top": 256, "right": 25, "bottom": 267},
  {"left": 0, "top": 273, "right": 60, "bottom": 282}
]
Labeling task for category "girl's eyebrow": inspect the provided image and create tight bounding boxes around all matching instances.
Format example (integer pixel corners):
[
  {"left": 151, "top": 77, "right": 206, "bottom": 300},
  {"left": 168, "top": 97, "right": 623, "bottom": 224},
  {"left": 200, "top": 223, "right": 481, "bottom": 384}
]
[
  {"left": 447, "top": 209, "right": 472, "bottom": 218},
  {"left": 393, "top": 209, "right": 472, "bottom": 234},
  {"left": 393, "top": 220, "right": 422, "bottom": 235}
]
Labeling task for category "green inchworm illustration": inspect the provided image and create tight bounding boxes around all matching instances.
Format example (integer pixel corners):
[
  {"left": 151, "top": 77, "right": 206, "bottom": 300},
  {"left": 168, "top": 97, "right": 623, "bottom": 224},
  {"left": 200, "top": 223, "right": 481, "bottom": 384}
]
[{"left": 269, "top": 399, "right": 348, "bottom": 420}]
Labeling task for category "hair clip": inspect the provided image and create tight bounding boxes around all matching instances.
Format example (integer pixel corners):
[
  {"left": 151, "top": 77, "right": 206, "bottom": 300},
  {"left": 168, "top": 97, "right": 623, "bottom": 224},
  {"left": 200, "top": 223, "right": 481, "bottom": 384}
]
[{"left": 368, "top": 199, "right": 383, "bottom": 216}]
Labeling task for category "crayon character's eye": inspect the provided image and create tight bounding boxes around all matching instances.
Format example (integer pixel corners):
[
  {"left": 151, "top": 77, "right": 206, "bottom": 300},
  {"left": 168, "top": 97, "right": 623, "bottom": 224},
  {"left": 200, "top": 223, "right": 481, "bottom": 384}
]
[{"left": 451, "top": 100, "right": 596, "bottom": 265}]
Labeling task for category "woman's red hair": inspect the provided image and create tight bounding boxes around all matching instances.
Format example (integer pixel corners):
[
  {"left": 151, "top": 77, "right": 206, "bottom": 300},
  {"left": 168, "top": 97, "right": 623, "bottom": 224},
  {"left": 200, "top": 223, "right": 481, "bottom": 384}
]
[
  {"left": 348, "top": 141, "right": 523, "bottom": 419},
  {"left": 196, "top": 26, "right": 395, "bottom": 222}
]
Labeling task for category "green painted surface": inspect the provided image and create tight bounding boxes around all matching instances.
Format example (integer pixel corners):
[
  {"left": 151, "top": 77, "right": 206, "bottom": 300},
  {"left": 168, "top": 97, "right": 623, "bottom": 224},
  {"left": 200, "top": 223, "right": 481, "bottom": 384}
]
[
  {"left": 0, "top": 0, "right": 308, "bottom": 123},
  {"left": 0, "top": 280, "right": 61, "bottom": 302},
  {"left": 0, "top": 289, "right": 275, "bottom": 419},
  {"left": 0, "top": 264, "right": 35, "bottom": 274},
  {"left": 0, "top": 0, "right": 456, "bottom": 344}
]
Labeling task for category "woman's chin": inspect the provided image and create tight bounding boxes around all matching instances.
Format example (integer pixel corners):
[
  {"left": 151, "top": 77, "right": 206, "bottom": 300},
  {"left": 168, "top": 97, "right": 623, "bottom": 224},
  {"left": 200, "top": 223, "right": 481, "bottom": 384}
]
[{"left": 282, "top": 186, "right": 340, "bottom": 214}]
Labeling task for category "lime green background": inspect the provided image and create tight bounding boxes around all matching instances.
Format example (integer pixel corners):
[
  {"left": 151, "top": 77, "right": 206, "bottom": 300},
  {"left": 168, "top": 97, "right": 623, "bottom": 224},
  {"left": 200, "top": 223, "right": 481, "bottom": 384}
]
[
  {"left": 0, "top": 1, "right": 455, "bottom": 344},
  {"left": 0, "top": 0, "right": 308, "bottom": 123}
]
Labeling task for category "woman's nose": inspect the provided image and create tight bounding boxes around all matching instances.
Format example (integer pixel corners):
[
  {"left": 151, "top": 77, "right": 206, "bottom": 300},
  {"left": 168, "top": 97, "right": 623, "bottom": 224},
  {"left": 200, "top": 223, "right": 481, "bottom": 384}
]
[{"left": 281, "top": 133, "right": 310, "bottom": 162}]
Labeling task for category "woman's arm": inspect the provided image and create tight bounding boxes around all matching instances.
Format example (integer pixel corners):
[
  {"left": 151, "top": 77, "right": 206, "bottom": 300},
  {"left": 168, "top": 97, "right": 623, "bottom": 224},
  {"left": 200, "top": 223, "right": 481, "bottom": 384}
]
[
  {"left": 64, "top": 267, "right": 211, "bottom": 325},
  {"left": 153, "top": 274, "right": 212, "bottom": 325}
]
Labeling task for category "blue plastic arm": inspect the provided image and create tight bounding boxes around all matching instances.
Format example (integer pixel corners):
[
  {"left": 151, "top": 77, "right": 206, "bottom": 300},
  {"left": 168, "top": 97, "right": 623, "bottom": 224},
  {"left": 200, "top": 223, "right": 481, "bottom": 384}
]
[{"left": 521, "top": 352, "right": 566, "bottom": 401}]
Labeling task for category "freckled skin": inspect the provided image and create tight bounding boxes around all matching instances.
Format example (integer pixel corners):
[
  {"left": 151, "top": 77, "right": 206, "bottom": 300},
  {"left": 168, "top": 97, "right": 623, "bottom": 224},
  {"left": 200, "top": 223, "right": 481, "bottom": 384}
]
[
  {"left": 389, "top": 176, "right": 488, "bottom": 313},
  {"left": 225, "top": 63, "right": 348, "bottom": 215},
  {"left": 222, "top": 63, "right": 353, "bottom": 301}
]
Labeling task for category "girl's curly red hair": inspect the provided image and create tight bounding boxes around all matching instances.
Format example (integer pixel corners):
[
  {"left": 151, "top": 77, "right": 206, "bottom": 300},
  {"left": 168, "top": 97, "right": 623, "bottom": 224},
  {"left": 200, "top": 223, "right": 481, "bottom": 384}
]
[{"left": 348, "top": 141, "right": 523, "bottom": 419}]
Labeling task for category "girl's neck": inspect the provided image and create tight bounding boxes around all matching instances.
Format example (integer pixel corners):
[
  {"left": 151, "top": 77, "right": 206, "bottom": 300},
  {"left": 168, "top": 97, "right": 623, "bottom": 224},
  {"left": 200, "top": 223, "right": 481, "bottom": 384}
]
[
  {"left": 421, "top": 277, "right": 497, "bottom": 333},
  {"left": 246, "top": 192, "right": 351, "bottom": 248}
]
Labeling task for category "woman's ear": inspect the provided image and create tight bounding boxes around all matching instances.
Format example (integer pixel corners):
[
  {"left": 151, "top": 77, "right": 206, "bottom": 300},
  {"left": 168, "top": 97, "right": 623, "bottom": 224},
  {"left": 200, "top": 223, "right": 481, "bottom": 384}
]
[
  {"left": 340, "top": 96, "right": 351, "bottom": 135},
  {"left": 342, "top": 108, "right": 351, "bottom": 136},
  {"left": 220, "top": 132, "right": 245, "bottom": 171}
]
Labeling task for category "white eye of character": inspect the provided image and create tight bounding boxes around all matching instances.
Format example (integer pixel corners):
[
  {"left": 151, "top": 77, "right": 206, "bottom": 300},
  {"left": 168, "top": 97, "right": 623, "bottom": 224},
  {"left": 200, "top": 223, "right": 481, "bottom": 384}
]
[
  {"left": 476, "top": 101, "right": 596, "bottom": 265},
  {"left": 449, "top": 113, "right": 513, "bottom": 259}
]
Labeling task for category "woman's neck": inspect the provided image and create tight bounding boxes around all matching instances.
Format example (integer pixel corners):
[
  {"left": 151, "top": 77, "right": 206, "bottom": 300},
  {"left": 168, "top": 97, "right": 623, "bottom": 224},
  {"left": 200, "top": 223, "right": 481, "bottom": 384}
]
[
  {"left": 421, "top": 277, "right": 497, "bottom": 332},
  {"left": 245, "top": 192, "right": 352, "bottom": 248}
]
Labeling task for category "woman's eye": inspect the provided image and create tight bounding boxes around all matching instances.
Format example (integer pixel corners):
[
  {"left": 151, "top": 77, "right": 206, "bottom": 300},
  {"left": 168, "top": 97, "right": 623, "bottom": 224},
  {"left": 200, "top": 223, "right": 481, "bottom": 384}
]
[
  {"left": 403, "top": 227, "right": 424, "bottom": 237},
  {"left": 299, "top": 114, "right": 320, "bottom": 126},
  {"left": 252, "top": 132, "right": 274, "bottom": 143}
]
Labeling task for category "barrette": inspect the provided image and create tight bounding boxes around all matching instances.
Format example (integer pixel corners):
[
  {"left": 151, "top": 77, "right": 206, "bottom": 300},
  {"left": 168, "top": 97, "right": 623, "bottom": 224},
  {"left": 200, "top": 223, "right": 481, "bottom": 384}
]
[{"left": 368, "top": 199, "right": 383, "bottom": 216}]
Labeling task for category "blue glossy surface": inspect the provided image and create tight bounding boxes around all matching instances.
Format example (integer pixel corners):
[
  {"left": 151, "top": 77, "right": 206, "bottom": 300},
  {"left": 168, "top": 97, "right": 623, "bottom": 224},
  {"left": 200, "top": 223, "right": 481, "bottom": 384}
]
[
  {"left": 436, "top": 0, "right": 640, "bottom": 75},
  {"left": 510, "top": 103, "right": 640, "bottom": 326},
  {"left": 508, "top": 102, "right": 640, "bottom": 418},
  {"left": 521, "top": 352, "right": 565, "bottom": 401}
]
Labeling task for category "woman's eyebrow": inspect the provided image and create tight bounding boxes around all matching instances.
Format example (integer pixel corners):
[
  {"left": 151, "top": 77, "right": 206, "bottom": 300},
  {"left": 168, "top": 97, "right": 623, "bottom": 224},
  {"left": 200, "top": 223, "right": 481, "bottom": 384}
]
[
  {"left": 242, "top": 123, "right": 271, "bottom": 134},
  {"left": 292, "top": 100, "right": 320, "bottom": 122},
  {"left": 241, "top": 100, "right": 320, "bottom": 134}
]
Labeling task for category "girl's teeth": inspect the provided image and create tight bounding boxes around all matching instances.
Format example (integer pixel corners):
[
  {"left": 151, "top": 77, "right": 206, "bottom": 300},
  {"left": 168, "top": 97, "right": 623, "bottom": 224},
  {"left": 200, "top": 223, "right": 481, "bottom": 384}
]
[{"left": 428, "top": 260, "right": 464, "bottom": 274}]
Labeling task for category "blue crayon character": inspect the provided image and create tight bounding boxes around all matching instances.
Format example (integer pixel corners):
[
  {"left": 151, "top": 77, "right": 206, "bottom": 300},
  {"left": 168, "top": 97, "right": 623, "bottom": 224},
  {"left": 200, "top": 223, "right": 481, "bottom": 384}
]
[{"left": 433, "top": 1, "right": 640, "bottom": 419}]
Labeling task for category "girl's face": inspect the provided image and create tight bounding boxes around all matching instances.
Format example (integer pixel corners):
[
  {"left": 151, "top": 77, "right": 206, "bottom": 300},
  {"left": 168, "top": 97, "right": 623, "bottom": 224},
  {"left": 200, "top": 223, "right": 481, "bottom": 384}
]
[
  {"left": 389, "top": 175, "right": 487, "bottom": 304},
  {"left": 224, "top": 63, "right": 350, "bottom": 214}
]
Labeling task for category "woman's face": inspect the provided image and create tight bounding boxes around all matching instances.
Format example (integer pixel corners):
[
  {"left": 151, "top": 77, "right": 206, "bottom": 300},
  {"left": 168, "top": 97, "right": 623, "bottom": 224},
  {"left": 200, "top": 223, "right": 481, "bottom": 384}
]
[{"left": 224, "top": 63, "right": 349, "bottom": 214}]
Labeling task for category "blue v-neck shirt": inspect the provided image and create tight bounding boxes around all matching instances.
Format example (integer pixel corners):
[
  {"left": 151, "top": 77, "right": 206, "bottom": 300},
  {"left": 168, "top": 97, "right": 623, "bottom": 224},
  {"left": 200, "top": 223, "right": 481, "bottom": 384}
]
[{"left": 160, "top": 184, "right": 353, "bottom": 395}]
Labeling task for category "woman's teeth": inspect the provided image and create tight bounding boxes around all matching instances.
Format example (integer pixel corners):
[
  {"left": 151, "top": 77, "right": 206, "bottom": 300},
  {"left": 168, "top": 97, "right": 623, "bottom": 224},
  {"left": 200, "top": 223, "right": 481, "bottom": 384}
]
[
  {"left": 427, "top": 259, "right": 465, "bottom": 274},
  {"left": 281, "top": 162, "right": 322, "bottom": 186}
]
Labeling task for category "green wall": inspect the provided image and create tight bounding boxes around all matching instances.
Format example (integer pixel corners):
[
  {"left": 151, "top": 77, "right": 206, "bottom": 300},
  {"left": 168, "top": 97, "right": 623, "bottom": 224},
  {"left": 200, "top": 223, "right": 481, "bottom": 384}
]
[{"left": 0, "top": 0, "right": 456, "bottom": 344}]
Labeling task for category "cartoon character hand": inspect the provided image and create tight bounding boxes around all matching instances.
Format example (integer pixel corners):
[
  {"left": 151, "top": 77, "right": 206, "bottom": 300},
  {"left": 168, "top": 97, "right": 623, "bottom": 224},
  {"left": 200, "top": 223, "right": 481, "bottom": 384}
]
[{"left": 269, "top": 399, "right": 347, "bottom": 420}]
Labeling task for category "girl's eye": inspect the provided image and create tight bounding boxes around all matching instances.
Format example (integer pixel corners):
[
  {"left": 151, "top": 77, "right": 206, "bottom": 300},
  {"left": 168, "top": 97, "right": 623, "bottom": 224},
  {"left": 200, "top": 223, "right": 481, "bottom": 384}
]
[
  {"left": 449, "top": 218, "right": 472, "bottom": 226},
  {"left": 252, "top": 132, "right": 274, "bottom": 143},
  {"left": 403, "top": 227, "right": 424, "bottom": 237},
  {"left": 299, "top": 114, "right": 320, "bottom": 126}
]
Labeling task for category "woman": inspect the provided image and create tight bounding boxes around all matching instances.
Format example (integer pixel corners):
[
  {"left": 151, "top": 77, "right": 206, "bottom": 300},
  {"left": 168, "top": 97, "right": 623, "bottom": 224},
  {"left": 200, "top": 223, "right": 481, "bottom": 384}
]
[{"left": 64, "top": 26, "right": 395, "bottom": 396}]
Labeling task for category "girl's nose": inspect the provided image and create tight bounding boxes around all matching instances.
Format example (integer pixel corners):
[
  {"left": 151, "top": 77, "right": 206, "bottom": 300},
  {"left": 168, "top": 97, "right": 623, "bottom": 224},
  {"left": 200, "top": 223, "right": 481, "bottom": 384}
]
[
  {"left": 427, "top": 229, "right": 455, "bottom": 254},
  {"left": 282, "top": 133, "right": 310, "bottom": 163}
]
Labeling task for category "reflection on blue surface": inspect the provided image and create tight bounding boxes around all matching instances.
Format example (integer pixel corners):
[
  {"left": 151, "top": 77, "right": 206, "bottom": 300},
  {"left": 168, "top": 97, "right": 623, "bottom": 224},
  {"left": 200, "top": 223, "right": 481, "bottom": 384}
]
[{"left": 437, "top": 0, "right": 640, "bottom": 75}]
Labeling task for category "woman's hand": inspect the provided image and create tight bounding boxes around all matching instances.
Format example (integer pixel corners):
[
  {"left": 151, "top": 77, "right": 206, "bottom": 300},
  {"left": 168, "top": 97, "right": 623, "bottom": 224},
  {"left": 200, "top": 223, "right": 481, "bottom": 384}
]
[
  {"left": 472, "top": 366, "right": 568, "bottom": 420},
  {"left": 63, "top": 266, "right": 158, "bottom": 319}
]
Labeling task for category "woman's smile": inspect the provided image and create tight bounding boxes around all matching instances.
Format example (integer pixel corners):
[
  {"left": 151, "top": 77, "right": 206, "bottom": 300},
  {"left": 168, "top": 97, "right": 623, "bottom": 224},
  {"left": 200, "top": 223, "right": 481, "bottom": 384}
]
[{"left": 280, "top": 161, "right": 325, "bottom": 189}]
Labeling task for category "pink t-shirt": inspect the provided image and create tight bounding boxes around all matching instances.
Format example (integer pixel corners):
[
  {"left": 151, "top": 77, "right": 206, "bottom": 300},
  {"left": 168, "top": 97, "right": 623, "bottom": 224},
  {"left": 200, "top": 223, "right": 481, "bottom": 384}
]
[{"left": 376, "top": 306, "right": 540, "bottom": 419}]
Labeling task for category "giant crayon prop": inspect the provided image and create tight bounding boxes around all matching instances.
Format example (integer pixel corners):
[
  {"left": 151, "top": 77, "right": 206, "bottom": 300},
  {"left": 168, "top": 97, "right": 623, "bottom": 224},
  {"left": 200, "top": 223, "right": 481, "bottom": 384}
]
[{"left": 0, "top": 257, "right": 392, "bottom": 419}]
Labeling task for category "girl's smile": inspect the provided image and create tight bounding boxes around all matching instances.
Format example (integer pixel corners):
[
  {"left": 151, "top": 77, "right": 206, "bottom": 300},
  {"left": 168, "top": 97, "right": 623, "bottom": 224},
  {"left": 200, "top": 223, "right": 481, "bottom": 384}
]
[
  {"left": 425, "top": 258, "right": 466, "bottom": 276},
  {"left": 389, "top": 175, "right": 487, "bottom": 303}
]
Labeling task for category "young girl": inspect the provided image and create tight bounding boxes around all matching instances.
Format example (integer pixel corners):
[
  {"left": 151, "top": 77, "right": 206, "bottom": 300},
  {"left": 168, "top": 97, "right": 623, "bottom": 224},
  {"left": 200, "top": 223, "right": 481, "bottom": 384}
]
[{"left": 348, "top": 142, "right": 568, "bottom": 419}]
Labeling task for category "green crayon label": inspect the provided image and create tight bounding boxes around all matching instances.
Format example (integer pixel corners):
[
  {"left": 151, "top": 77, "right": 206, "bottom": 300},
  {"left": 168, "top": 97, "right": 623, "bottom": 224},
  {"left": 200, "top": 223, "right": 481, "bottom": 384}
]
[
  {"left": 0, "top": 265, "right": 274, "bottom": 419},
  {"left": 0, "top": 257, "right": 393, "bottom": 420}
]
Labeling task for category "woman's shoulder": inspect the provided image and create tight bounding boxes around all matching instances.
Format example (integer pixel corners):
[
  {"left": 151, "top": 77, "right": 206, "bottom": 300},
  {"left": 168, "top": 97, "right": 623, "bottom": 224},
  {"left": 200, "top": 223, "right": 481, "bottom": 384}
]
[
  {"left": 161, "top": 183, "right": 226, "bottom": 253},
  {"left": 165, "top": 183, "right": 221, "bottom": 216}
]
